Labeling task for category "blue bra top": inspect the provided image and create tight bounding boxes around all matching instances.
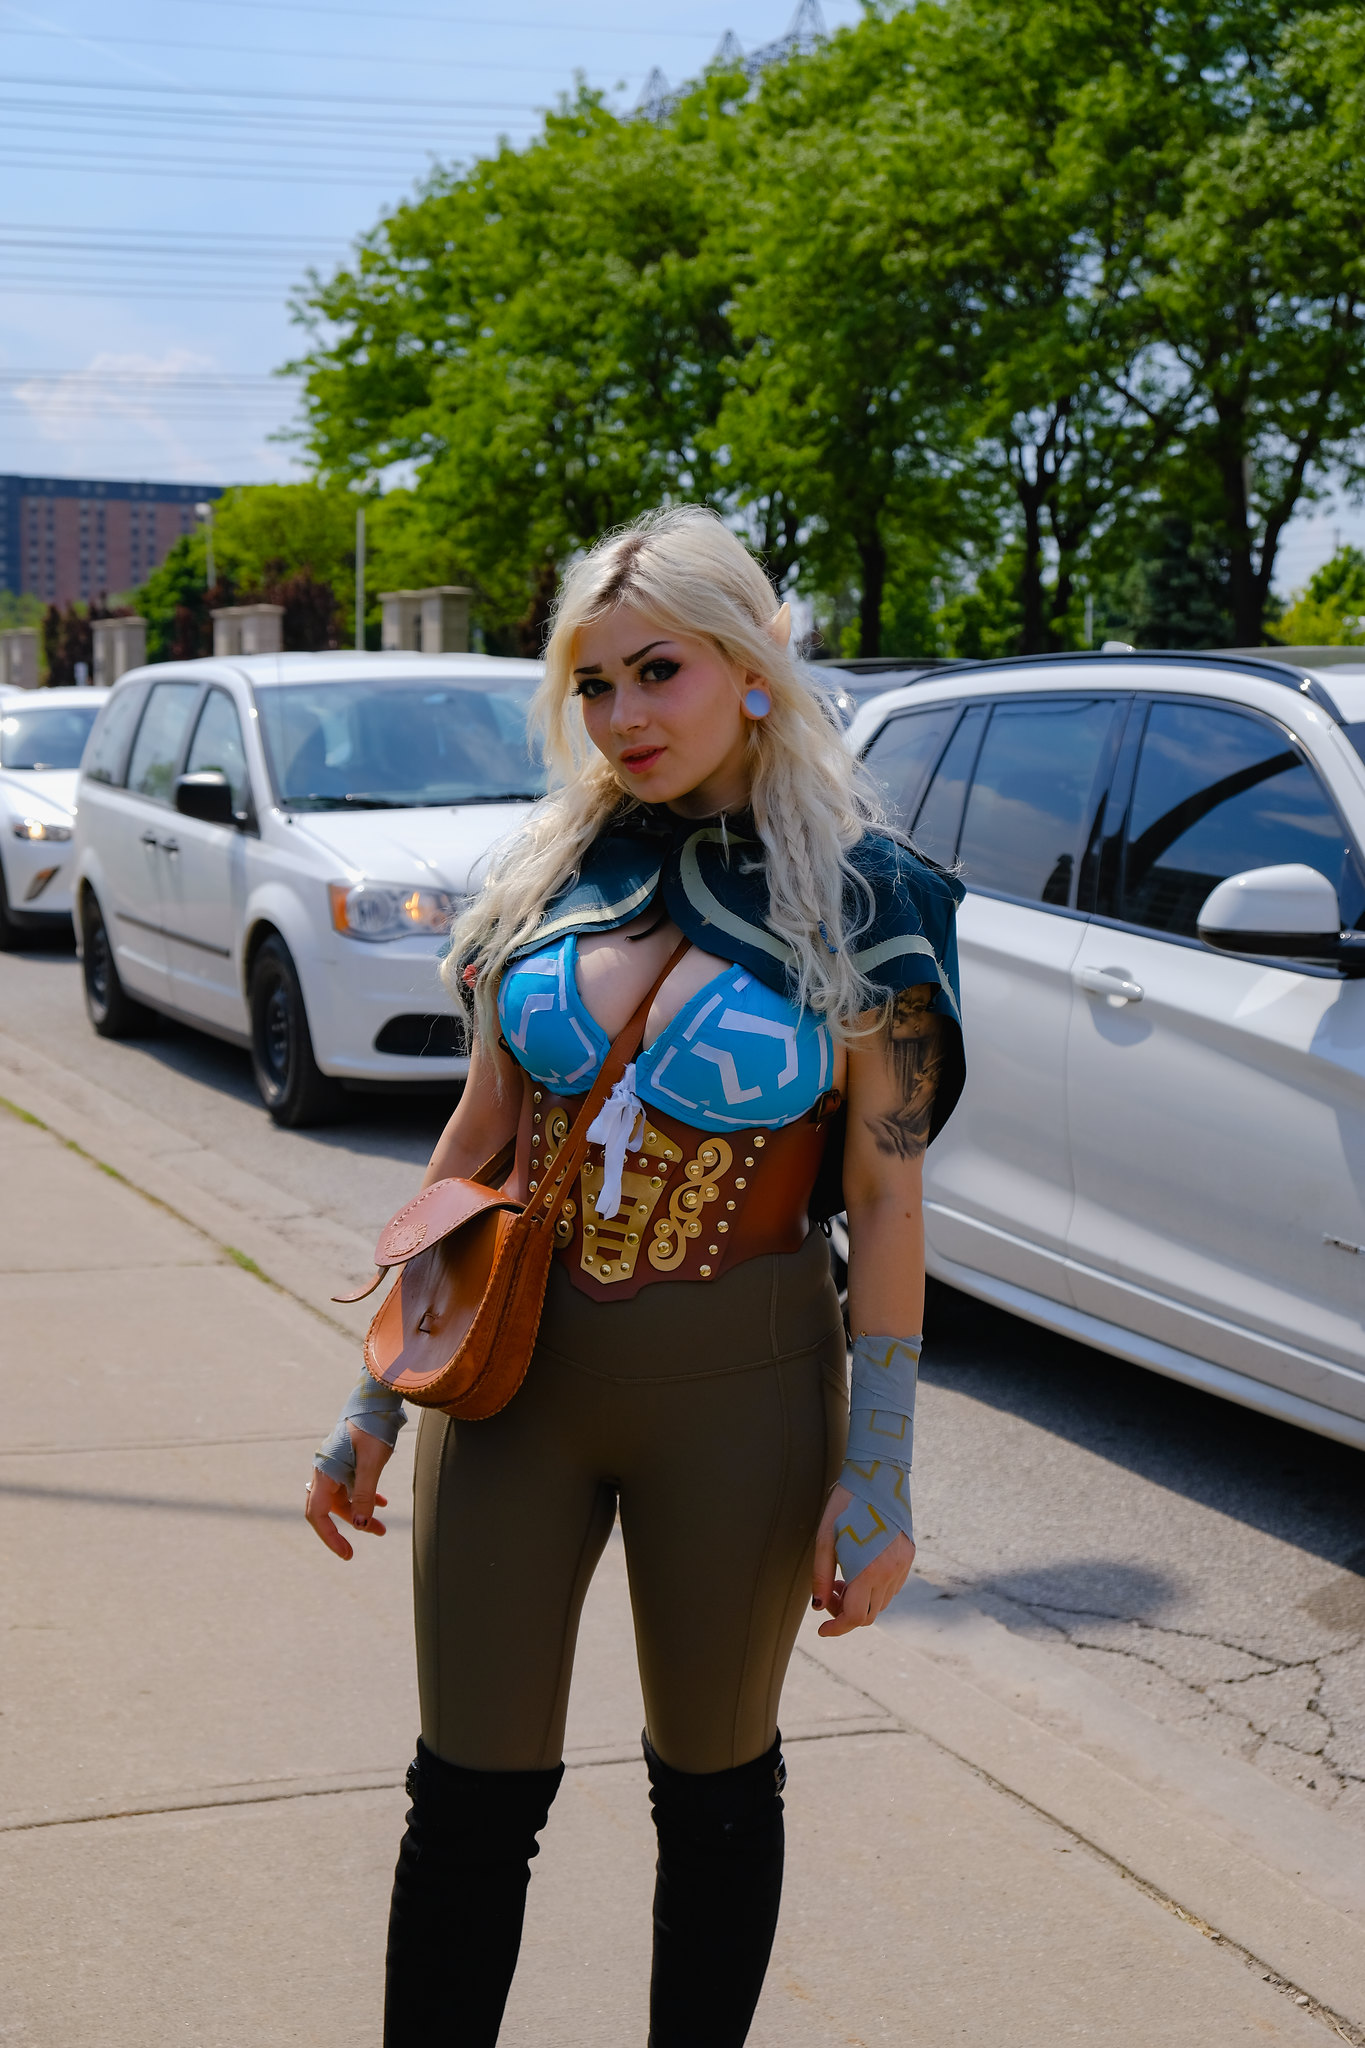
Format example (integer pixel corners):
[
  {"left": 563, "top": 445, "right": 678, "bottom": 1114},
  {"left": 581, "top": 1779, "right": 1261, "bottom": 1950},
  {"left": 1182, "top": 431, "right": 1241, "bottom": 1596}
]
[{"left": 497, "top": 933, "right": 833, "bottom": 1131}]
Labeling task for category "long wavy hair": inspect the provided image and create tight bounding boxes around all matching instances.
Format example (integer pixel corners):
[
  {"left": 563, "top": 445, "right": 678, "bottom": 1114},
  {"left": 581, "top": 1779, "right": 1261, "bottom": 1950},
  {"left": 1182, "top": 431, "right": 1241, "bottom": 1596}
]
[{"left": 442, "top": 505, "right": 889, "bottom": 1047}]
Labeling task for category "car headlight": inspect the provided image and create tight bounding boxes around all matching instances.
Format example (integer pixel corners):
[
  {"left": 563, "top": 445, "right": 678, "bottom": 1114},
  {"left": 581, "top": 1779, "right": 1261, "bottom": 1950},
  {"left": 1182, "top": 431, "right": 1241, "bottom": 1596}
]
[
  {"left": 12, "top": 818, "right": 72, "bottom": 843},
  {"left": 328, "top": 880, "right": 462, "bottom": 942}
]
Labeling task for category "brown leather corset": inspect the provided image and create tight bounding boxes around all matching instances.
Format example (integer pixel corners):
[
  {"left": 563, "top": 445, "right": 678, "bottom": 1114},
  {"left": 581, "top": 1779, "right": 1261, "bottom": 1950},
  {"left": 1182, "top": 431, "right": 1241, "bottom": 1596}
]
[{"left": 510, "top": 1083, "right": 840, "bottom": 1303}]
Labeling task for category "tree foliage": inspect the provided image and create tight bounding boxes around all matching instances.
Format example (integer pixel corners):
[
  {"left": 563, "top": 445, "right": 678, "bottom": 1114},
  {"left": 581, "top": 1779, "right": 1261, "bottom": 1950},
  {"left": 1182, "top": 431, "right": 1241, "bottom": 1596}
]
[{"left": 273, "top": 0, "right": 1365, "bottom": 657}]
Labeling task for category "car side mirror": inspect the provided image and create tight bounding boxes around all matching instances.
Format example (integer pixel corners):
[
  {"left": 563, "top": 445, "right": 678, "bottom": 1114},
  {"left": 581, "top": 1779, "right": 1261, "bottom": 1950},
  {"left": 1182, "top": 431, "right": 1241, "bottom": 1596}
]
[
  {"left": 1196, "top": 864, "right": 1365, "bottom": 976},
  {"left": 175, "top": 771, "right": 237, "bottom": 827}
]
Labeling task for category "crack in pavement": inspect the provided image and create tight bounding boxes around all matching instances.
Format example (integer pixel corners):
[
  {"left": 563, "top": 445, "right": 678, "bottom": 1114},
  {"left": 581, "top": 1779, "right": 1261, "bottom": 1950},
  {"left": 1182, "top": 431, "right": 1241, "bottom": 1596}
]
[{"left": 924, "top": 1566, "right": 1365, "bottom": 1820}]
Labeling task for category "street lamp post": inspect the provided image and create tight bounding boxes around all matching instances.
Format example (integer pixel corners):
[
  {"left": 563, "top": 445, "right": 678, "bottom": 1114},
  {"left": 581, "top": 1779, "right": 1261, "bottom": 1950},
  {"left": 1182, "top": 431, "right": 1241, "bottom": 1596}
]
[
  {"left": 195, "top": 501, "right": 216, "bottom": 591},
  {"left": 355, "top": 505, "right": 366, "bottom": 651}
]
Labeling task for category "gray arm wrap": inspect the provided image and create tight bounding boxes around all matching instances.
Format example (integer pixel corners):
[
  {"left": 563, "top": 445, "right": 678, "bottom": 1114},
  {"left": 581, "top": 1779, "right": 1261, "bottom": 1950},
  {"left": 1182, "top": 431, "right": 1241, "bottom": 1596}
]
[
  {"left": 313, "top": 1371, "right": 407, "bottom": 1488},
  {"left": 833, "top": 1332, "right": 920, "bottom": 1582}
]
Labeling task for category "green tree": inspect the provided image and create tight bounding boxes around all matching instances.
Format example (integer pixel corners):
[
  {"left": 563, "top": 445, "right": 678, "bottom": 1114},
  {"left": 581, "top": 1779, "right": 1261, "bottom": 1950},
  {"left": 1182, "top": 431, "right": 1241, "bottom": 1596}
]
[
  {"left": 1278, "top": 545, "right": 1365, "bottom": 644},
  {"left": 289, "top": 89, "right": 740, "bottom": 649},
  {"left": 1135, "top": 5, "right": 1365, "bottom": 644}
]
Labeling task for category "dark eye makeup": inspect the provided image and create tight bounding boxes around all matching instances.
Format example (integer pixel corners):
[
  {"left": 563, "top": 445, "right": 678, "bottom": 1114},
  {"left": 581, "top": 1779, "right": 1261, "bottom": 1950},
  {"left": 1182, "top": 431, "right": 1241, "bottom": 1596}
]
[{"left": 573, "top": 655, "right": 680, "bottom": 698}]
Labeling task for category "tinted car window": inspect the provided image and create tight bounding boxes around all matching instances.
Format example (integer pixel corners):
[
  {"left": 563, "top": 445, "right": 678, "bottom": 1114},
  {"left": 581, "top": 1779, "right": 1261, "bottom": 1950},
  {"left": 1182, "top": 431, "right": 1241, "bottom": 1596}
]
[
  {"left": 83, "top": 685, "right": 144, "bottom": 786},
  {"left": 185, "top": 689, "right": 250, "bottom": 815},
  {"left": 126, "top": 682, "right": 201, "bottom": 804},
  {"left": 862, "top": 705, "right": 960, "bottom": 829},
  {"left": 0, "top": 701, "right": 101, "bottom": 770},
  {"left": 256, "top": 675, "right": 543, "bottom": 808},
  {"left": 1120, "top": 701, "right": 1363, "bottom": 937},
  {"left": 958, "top": 697, "right": 1117, "bottom": 906},
  {"left": 911, "top": 703, "right": 987, "bottom": 865}
]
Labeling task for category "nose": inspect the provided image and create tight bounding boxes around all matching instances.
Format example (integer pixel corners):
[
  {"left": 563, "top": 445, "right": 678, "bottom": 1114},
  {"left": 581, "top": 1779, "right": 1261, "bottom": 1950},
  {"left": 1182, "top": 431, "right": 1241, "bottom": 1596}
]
[{"left": 610, "top": 679, "right": 648, "bottom": 734}]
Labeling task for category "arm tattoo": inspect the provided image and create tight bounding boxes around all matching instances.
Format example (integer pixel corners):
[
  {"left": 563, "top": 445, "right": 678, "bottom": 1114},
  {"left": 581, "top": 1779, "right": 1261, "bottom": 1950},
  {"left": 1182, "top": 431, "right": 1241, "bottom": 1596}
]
[{"left": 864, "top": 984, "right": 944, "bottom": 1162}]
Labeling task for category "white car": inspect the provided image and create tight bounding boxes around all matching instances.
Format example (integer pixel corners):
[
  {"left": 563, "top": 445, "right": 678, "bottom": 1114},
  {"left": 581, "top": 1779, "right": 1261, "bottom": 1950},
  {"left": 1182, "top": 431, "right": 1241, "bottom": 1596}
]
[
  {"left": 0, "top": 685, "right": 109, "bottom": 947},
  {"left": 847, "top": 649, "right": 1365, "bottom": 1452},
  {"left": 73, "top": 652, "right": 542, "bottom": 1125}
]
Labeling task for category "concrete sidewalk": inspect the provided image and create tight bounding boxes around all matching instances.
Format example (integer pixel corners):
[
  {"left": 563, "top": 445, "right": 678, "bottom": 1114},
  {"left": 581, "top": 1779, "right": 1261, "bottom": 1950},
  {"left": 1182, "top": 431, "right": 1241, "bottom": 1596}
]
[{"left": 2, "top": 1094, "right": 1363, "bottom": 2046}]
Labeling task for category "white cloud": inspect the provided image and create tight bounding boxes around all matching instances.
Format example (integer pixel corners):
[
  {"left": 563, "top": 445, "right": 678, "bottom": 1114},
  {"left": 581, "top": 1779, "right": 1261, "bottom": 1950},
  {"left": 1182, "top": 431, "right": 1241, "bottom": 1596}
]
[{"left": 10, "top": 349, "right": 303, "bottom": 484}]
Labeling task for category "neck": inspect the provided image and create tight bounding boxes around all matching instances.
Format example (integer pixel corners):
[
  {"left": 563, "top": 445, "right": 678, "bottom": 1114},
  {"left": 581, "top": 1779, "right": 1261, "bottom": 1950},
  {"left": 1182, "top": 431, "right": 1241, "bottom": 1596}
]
[{"left": 666, "top": 768, "right": 753, "bottom": 821}]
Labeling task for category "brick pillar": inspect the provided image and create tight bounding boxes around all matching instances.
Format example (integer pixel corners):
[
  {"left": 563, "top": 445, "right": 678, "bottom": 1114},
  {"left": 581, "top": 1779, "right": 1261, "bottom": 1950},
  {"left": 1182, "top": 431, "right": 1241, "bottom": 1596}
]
[
  {"left": 91, "top": 616, "right": 147, "bottom": 688},
  {"left": 379, "top": 590, "right": 423, "bottom": 651},
  {"left": 212, "top": 604, "right": 284, "bottom": 657},
  {"left": 0, "top": 628, "right": 40, "bottom": 690},
  {"left": 419, "top": 586, "right": 471, "bottom": 654}
]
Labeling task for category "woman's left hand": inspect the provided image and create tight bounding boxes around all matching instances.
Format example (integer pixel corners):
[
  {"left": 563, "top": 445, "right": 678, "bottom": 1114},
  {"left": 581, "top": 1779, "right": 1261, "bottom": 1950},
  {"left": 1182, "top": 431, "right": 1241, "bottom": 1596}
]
[{"left": 811, "top": 1484, "right": 915, "bottom": 1638}]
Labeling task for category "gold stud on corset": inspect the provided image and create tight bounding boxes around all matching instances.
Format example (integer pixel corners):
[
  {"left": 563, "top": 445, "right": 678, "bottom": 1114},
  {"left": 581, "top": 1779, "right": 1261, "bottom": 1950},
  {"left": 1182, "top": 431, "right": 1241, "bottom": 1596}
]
[
  {"left": 753, "top": 1134, "right": 766, "bottom": 1148},
  {"left": 735, "top": 1177, "right": 746, "bottom": 1189},
  {"left": 699, "top": 1264, "right": 712, "bottom": 1277}
]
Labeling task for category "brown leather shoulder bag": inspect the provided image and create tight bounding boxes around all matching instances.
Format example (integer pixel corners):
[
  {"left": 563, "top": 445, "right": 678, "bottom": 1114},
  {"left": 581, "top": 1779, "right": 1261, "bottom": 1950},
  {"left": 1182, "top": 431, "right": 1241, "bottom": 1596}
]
[{"left": 333, "top": 938, "right": 689, "bottom": 1421}]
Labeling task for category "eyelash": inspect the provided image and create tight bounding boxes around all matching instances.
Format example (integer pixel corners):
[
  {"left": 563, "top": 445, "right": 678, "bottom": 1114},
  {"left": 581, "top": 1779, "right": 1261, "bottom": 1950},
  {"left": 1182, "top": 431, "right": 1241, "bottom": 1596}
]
[{"left": 573, "top": 658, "right": 681, "bottom": 700}]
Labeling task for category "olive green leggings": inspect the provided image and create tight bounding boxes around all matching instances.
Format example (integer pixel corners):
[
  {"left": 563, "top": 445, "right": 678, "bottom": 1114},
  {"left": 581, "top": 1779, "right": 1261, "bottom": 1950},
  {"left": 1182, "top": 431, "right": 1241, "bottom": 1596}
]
[{"left": 412, "top": 1229, "right": 848, "bottom": 1775}]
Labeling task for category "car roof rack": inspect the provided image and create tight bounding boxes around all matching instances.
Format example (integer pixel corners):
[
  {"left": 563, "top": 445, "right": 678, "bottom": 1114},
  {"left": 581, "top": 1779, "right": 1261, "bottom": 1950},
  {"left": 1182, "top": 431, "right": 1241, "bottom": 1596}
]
[{"left": 877, "top": 647, "right": 1353, "bottom": 724}]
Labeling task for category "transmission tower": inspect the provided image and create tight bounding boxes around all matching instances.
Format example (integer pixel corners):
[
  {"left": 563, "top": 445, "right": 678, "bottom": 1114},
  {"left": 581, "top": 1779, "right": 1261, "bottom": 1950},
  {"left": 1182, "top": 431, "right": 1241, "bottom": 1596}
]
[{"left": 635, "top": 2, "right": 828, "bottom": 123}]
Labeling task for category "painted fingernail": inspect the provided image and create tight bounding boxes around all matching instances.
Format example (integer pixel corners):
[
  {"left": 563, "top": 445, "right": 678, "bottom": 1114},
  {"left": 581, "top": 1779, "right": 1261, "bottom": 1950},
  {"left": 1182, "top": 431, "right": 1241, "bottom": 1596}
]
[
  {"left": 353, "top": 1516, "right": 368, "bottom": 1530},
  {"left": 811, "top": 1597, "right": 823, "bottom": 1610}
]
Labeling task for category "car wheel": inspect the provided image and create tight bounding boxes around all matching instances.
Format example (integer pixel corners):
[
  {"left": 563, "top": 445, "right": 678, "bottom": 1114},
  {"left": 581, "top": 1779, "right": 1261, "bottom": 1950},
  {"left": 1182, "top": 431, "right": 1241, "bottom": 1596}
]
[
  {"left": 249, "top": 934, "right": 343, "bottom": 1128},
  {"left": 0, "top": 860, "right": 19, "bottom": 952},
  {"left": 81, "top": 891, "right": 154, "bottom": 1037}
]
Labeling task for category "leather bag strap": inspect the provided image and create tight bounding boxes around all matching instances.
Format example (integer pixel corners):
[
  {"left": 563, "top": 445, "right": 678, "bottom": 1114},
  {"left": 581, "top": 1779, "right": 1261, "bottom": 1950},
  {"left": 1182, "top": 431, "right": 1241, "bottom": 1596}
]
[{"left": 522, "top": 935, "right": 690, "bottom": 1236}]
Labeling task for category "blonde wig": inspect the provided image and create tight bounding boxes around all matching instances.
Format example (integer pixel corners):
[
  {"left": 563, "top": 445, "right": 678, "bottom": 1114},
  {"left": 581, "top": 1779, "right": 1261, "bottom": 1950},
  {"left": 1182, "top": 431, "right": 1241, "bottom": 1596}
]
[{"left": 443, "top": 505, "right": 891, "bottom": 1045}]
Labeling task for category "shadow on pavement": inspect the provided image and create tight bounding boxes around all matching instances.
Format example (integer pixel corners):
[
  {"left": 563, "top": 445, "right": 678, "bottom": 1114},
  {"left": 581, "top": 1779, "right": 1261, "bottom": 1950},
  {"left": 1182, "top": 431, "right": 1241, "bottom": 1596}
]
[
  {"left": 8, "top": 944, "right": 459, "bottom": 1161},
  {"left": 924, "top": 1278, "right": 1365, "bottom": 1580}
]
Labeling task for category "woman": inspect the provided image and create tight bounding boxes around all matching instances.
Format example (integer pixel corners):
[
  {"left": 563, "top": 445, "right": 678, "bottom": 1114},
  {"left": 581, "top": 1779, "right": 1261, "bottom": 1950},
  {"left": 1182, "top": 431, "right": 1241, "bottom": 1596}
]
[{"left": 306, "top": 506, "right": 964, "bottom": 2047}]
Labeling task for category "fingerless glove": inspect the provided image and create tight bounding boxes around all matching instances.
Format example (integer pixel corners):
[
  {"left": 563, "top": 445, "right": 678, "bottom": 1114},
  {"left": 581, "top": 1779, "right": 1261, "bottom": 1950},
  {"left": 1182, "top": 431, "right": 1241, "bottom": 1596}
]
[
  {"left": 833, "top": 1332, "right": 920, "bottom": 1583},
  {"left": 314, "top": 1371, "right": 407, "bottom": 1488}
]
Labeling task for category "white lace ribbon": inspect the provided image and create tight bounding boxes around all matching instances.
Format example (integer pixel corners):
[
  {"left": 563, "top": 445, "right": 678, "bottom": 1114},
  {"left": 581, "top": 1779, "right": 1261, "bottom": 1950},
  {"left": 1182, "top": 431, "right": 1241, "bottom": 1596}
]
[{"left": 585, "top": 1060, "right": 646, "bottom": 1220}]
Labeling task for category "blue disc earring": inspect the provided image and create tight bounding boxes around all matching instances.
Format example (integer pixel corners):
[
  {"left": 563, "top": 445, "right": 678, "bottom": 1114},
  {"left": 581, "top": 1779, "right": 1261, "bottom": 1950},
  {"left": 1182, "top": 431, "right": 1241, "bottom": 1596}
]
[{"left": 743, "top": 687, "right": 772, "bottom": 719}]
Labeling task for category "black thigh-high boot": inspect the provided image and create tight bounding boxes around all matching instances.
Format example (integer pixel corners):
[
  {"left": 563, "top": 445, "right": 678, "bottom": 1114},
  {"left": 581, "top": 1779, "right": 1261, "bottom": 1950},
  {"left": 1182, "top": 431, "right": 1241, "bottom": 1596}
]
[
  {"left": 643, "top": 1731, "right": 787, "bottom": 2048},
  {"left": 384, "top": 1737, "right": 564, "bottom": 2048}
]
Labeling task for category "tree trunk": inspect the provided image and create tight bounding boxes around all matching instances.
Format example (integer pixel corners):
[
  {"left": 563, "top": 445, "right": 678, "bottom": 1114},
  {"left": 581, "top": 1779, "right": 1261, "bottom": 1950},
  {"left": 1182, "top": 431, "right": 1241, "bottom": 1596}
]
[
  {"left": 857, "top": 531, "right": 886, "bottom": 657},
  {"left": 1214, "top": 410, "right": 1261, "bottom": 645},
  {"left": 1018, "top": 481, "right": 1046, "bottom": 654}
]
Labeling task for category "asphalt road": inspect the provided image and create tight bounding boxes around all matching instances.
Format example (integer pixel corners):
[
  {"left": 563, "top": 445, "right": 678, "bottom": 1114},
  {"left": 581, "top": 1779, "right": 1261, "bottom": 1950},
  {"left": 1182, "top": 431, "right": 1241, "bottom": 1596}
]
[{"left": 4, "top": 932, "right": 1364, "bottom": 1835}]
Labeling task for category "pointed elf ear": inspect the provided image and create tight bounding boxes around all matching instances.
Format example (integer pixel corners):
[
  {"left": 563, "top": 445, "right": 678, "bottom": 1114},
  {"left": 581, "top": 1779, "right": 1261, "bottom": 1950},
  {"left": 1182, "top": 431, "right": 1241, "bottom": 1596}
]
[{"left": 767, "top": 602, "right": 792, "bottom": 649}]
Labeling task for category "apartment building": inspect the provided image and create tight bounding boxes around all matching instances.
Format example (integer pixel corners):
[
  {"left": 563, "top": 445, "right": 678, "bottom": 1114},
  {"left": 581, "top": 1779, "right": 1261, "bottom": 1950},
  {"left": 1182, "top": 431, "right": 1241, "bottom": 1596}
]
[{"left": 0, "top": 476, "right": 224, "bottom": 607}]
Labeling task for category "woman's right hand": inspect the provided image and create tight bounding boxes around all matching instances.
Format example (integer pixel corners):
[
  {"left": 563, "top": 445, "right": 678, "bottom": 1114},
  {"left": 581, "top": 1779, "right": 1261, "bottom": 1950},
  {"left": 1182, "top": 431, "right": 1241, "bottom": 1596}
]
[{"left": 304, "top": 1424, "right": 395, "bottom": 1561}]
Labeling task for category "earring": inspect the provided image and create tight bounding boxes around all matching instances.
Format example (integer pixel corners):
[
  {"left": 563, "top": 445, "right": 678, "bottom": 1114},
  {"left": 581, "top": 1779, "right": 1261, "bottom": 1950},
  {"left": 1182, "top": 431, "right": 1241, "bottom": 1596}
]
[{"left": 743, "top": 687, "right": 772, "bottom": 720}]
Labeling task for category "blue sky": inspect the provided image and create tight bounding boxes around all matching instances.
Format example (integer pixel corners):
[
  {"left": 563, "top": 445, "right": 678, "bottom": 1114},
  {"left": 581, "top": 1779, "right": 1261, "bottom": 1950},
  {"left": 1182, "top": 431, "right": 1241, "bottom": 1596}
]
[{"left": 0, "top": 0, "right": 1353, "bottom": 592}]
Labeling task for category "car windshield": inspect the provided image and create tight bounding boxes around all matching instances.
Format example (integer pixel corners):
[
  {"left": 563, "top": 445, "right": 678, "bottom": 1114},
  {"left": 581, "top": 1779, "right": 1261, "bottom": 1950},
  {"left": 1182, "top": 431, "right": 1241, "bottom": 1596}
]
[
  {"left": 0, "top": 702, "right": 101, "bottom": 770},
  {"left": 256, "top": 675, "right": 546, "bottom": 809}
]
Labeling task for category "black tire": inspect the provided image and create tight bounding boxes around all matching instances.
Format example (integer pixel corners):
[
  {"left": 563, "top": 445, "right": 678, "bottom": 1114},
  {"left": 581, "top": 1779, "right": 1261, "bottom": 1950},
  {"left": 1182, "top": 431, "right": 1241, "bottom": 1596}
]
[
  {"left": 249, "top": 934, "right": 343, "bottom": 1128},
  {"left": 0, "top": 860, "right": 19, "bottom": 952},
  {"left": 81, "top": 890, "right": 155, "bottom": 1037}
]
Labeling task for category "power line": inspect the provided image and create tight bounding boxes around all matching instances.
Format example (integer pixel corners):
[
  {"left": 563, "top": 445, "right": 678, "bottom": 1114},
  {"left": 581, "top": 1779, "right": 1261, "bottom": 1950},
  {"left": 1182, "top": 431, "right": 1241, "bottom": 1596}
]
[
  {"left": 174, "top": 0, "right": 723, "bottom": 37},
  {"left": 0, "top": 71, "right": 545, "bottom": 110},
  {"left": 4, "top": 27, "right": 632, "bottom": 76},
  {"left": 0, "top": 149, "right": 447, "bottom": 186},
  {"left": 0, "top": 93, "right": 503, "bottom": 137},
  {"left": 0, "top": 224, "right": 347, "bottom": 246},
  {"left": 0, "top": 370, "right": 299, "bottom": 382}
]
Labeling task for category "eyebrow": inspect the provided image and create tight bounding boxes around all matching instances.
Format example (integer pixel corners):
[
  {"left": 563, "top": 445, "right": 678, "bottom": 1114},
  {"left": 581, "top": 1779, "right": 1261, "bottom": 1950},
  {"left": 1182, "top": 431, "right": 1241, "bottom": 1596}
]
[{"left": 573, "top": 639, "right": 670, "bottom": 676}]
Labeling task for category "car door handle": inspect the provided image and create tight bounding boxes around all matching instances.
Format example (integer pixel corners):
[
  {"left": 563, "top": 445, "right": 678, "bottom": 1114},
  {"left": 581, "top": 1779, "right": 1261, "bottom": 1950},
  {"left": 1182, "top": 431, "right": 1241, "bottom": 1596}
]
[
  {"left": 161, "top": 838, "right": 179, "bottom": 857},
  {"left": 1074, "top": 965, "right": 1144, "bottom": 1003},
  {"left": 140, "top": 831, "right": 159, "bottom": 849}
]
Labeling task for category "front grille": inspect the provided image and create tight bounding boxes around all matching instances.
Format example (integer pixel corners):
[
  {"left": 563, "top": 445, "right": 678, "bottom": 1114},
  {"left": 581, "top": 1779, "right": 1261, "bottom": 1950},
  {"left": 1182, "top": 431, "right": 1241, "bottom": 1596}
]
[{"left": 373, "top": 1014, "right": 467, "bottom": 1058}]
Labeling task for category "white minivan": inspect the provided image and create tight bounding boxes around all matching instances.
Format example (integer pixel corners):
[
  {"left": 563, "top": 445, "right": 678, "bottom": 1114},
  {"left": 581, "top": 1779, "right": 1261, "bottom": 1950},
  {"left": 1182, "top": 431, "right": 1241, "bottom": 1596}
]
[
  {"left": 74, "top": 652, "right": 542, "bottom": 1125},
  {"left": 847, "top": 649, "right": 1365, "bottom": 1452}
]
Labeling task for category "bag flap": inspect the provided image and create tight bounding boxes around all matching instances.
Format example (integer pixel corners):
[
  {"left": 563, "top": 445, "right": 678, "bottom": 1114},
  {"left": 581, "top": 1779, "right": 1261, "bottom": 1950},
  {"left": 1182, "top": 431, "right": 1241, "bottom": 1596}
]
[{"left": 374, "top": 1177, "right": 521, "bottom": 1268}]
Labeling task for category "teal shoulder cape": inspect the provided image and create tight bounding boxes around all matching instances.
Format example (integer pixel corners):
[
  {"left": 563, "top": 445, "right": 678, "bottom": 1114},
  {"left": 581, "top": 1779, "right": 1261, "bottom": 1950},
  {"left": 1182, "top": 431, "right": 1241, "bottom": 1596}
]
[{"left": 508, "top": 805, "right": 965, "bottom": 1141}]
